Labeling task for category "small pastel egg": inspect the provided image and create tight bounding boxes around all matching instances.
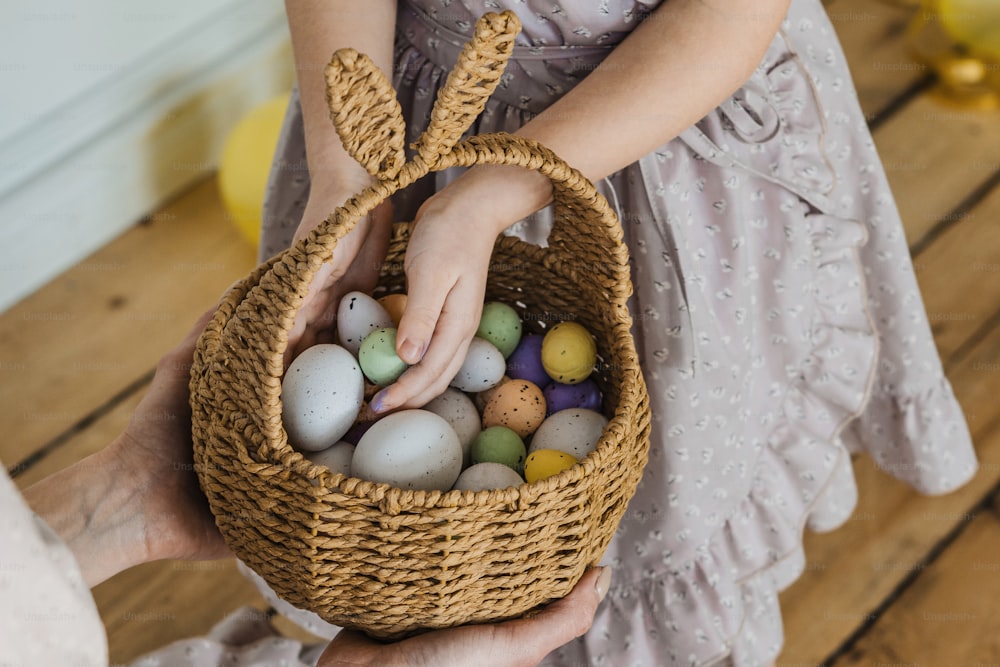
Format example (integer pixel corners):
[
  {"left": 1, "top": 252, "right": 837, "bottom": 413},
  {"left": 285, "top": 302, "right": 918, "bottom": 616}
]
[
  {"left": 476, "top": 301, "right": 522, "bottom": 358},
  {"left": 337, "top": 291, "right": 394, "bottom": 356},
  {"left": 541, "top": 321, "right": 597, "bottom": 385},
  {"left": 543, "top": 378, "right": 603, "bottom": 415},
  {"left": 471, "top": 426, "right": 527, "bottom": 474},
  {"left": 452, "top": 462, "right": 525, "bottom": 492},
  {"left": 528, "top": 408, "right": 609, "bottom": 460},
  {"left": 358, "top": 328, "right": 408, "bottom": 386},
  {"left": 351, "top": 410, "right": 462, "bottom": 491},
  {"left": 506, "top": 334, "right": 551, "bottom": 389},
  {"left": 377, "top": 293, "right": 408, "bottom": 327},
  {"left": 474, "top": 375, "right": 511, "bottom": 413},
  {"left": 524, "top": 449, "right": 577, "bottom": 484},
  {"left": 422, "top": 387, "right": 481, "bottom": 466},
  {"left": 483, "top": 379, "right": 547, "bottom": 438},
  {"left": 450, "top": 338, "right": 506, "bottom": 392},
  {"left": 305, "top": 440, "right": 355, "bottom": 476},
  {"left": 282, "top": 344, "right": 364, "bottom": 452}
]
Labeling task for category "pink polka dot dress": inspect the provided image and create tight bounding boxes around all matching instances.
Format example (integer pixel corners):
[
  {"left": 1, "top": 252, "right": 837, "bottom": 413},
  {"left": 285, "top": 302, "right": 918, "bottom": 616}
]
[{"left": 256, "top": 0, "right": 979, "bottom": 664}]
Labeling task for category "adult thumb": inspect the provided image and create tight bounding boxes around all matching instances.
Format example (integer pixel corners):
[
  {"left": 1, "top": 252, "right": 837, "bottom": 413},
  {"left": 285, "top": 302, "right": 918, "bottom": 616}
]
[{"left": 501, "top": 567, "right": 611, "bottom": 663}]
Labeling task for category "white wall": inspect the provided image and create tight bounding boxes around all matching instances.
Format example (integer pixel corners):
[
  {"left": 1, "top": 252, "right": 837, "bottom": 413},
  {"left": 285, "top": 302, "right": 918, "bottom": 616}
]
[{"left": 0, "top": 0, "right": 295, "bottom": 312}]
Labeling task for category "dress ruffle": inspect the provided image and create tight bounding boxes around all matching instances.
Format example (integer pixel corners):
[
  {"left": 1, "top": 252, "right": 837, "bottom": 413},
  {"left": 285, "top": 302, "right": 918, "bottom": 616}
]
[{"left": 548, "top": 201, "right": 878, "bottom": 667}]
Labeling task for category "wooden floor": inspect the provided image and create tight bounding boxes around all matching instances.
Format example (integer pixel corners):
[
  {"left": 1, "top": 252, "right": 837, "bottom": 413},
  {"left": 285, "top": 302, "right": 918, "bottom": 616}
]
[{"left": 4, "top": 1, "right": 1000, "bottom": 664}]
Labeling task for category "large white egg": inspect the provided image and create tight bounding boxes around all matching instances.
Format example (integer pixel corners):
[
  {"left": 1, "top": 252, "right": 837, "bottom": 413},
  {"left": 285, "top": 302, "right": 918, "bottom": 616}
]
[
  {"left": 305, "top": 440, "right": 355, "bottom": 476},
  {"left": 422, "top": 388, "right": 481, "bottom": 466},
  {"left": 450, "top": 338, "right": 506, "bottom": 392},
  {"left": 453, "top": 462, "right": 525, "bottom": 492},
  {"left": 528, "top": 408, "right": 609, "bottom": 459},
  {"left": 337, "top": 291, "right": 394, "bottom": 357},
  {"left": 282, "top": 344, "right": 364, "bottom": 452},
  {"left": 351, "top": 410, "right": 463, "bottom": 491}
]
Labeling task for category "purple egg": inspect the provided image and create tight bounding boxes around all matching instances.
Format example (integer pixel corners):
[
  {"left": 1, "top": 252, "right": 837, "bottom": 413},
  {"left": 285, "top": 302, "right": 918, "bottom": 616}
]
[
  {"left": 506, "top": 334, "right": 551, "bottom": 389},
  {"left": 543, "top": 378, "right": 603, "bottom": 415},
  {"left": 341, "top": 419, "right": 375, "bottom": 446}
]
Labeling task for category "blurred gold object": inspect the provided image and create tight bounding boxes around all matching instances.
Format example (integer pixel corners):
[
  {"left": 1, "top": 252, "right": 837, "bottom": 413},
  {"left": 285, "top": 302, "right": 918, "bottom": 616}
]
[{"left": 906, "top": 0, "right": 1000, "bottom": 106}]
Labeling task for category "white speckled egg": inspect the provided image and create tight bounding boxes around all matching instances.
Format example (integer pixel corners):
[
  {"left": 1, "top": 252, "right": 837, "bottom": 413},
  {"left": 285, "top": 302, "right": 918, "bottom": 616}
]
[
  {"left": 422, "top": 388, "right": 481, "bottom": 466},
  {"left": 305, "top": 440, "right": 355, "bottom": 476},
  {"left": 337, "top": 291, "right": 394, "bottom": 356},
  {"left": 450, "top": 338, "right": 506, "bottom": 392},
  {"left": 282, "top": 344, "right": 364, "bottom": 452},
  {"left": 351, "top": 410, "right": 463, "bottom": 491},
  {"left": 453, "top": 462, "right": 525, "bottom": 492},
  {"left": 528, "top": 408, "right": 609, "bottom": 460}
]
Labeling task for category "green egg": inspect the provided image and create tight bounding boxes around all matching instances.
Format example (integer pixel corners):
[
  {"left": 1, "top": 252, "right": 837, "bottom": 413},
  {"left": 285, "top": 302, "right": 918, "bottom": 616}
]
[
  {"left": 471, "top": 426, "right": 527, "bottom": 475},
  {"left": 476, "top": 302, "right": 522, "bottom": 359},
  {"left": 358, "top": 327, "right": 408, "bottom": 386}
]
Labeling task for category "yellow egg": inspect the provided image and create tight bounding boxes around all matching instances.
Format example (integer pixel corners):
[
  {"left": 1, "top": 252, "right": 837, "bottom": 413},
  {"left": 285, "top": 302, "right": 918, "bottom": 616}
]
[
  {"left": 524, "top": 449, "right": 578, "bottom": 484},
  {"left": 541, "top": 321, "right": 597, "bottom": 385},
  {"left": 378, "top": 293, "right": 408, "bottom": 327}
]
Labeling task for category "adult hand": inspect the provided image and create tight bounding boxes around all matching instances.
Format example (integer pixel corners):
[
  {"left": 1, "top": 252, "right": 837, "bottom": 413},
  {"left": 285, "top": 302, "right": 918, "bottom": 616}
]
[
  {"left": 108, "top": 307, "right": 232, "bottom": 564},
  {"left": 318, "top": 567, "right": 611, "bottom": 667},
  {"left": 25, "top": 308, "right": 230, "bottom": 586},
  {"left": 285, "top": 183, "right": 394, "bottom": 367}
]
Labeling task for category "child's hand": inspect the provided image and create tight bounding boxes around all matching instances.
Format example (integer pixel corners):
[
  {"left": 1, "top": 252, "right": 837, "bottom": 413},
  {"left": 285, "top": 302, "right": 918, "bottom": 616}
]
[
  {"left": 285, "top": 184, "right": 394, "bottom": 367},
  {"left": 368, "top": 191, "right": 499, "bottom": 413}
]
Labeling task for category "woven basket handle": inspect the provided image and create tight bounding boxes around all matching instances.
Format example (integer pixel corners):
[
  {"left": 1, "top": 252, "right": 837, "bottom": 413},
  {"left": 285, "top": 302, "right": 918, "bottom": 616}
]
[
  {"left": 410, "top": 11, "right": 520, "bottom": 168},
  {"left": 325, "top": 51, "right": 406, "bottom": 180}
]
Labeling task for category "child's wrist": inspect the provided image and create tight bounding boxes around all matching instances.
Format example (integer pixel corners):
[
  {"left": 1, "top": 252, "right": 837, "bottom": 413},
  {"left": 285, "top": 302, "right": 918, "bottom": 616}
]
[{"left": 444, "top": 165, "right": 553, "bottom": 235}]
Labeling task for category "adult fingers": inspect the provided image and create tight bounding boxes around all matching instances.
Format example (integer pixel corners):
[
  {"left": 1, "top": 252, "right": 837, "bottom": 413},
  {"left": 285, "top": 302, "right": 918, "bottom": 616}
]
[
  {"left": 498, "top": 567, "right": 611, "bottom": 664},
  {"left": 316, "top": 629, "right": 383, "bottom": 667}
]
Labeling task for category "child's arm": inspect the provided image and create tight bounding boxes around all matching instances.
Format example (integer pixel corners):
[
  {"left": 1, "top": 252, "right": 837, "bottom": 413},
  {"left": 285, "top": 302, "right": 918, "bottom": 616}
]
[
  {"left": 378, "top": 0, "right": 792, "bottom": 412},
  {"left": 282, "top": 0, "right": 397, "bottom": 360}
]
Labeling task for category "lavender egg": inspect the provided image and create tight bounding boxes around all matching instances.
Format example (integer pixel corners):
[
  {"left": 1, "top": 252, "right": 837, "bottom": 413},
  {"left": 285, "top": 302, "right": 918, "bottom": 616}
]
[
  {"left": 506, "top": 334, "right": 550, "bottom": 389},
  {"left": 544, "top": 378, "right": 603, "bottom": 415}
]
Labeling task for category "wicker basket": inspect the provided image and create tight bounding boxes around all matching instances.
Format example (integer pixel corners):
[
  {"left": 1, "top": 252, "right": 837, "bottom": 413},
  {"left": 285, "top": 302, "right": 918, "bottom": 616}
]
[{"left": 190, "top": 10, "right": 650, "bottom": 639}]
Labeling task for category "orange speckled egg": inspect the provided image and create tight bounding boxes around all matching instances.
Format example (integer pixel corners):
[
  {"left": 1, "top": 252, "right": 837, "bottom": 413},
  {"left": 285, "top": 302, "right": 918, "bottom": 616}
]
[
  {"left": 377, "top": 293, "right": 408, "bottom": 327},
  {"left": 474, "top": 375, "right": 512, "bottom": 413},
  {"left": 483, "top": 379, "right": 547, "bottom": 438}
]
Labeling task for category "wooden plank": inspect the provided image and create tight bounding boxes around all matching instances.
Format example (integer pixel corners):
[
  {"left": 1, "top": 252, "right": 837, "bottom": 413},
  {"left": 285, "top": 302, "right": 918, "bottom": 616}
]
[
  {"left": 778, "top": 316, "right": 1000, "bottom": 663},
  {"left": 833, "top": 501, "right": 1000, "bottom": 665},
  {"left": 872, "top": 94, "right": 1000, "bottom": 248},
  {"left": 825, "top": 0, "right": 928, "bottom": 119},
  {"left": 914, "top": 182, "right": 1000, "bottom": 361},
  {"left": 0, "top": 177, "right": 256, "bottom": 469}
]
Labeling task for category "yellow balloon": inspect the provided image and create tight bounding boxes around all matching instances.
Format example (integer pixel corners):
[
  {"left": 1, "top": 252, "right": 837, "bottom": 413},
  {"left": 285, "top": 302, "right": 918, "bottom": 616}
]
[
  {"left": 218, "top": 93, "right": 291, "bottom": 248},
  {"left": 937, "top": 0, "right": 1000, "bottom": 60}
]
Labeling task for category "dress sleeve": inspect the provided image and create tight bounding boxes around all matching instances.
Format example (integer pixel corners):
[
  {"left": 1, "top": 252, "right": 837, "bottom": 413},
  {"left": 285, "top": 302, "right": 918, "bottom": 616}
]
[{"left": 0, "top": 465, "right": 108, "bottom": 666}]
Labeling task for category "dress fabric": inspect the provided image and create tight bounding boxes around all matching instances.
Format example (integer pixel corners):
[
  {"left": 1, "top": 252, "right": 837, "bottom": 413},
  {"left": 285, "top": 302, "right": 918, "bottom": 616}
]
[{"left": 255, "top": 0, "right": 978, "bottom": 665}]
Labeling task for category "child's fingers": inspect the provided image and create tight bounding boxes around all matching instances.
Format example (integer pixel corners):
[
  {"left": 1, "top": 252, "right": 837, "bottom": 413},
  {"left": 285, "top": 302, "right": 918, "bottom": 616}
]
[
  {"left": 373, "top": 324, "right": 471, "bottom": 414},
  {"left": 395, "top": 263, "right": 451, "bottom": 366}
]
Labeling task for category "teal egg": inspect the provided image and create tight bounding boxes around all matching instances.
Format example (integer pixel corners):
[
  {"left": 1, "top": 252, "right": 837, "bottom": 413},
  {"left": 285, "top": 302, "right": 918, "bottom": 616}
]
[
  {"left": 358, "top": 327, "right": 408, "bottom": 386},
  {"left": 471, "top": 425, "right": 527, "bottom": 474},
  {"left": 476, "top": 302, "right": 522, "bottom": 359}
]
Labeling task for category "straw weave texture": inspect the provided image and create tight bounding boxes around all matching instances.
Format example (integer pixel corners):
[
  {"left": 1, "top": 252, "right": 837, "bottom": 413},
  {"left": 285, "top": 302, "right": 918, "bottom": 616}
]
[{"left": 190, "top": 10, "right": 650, "bottom": 638}]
